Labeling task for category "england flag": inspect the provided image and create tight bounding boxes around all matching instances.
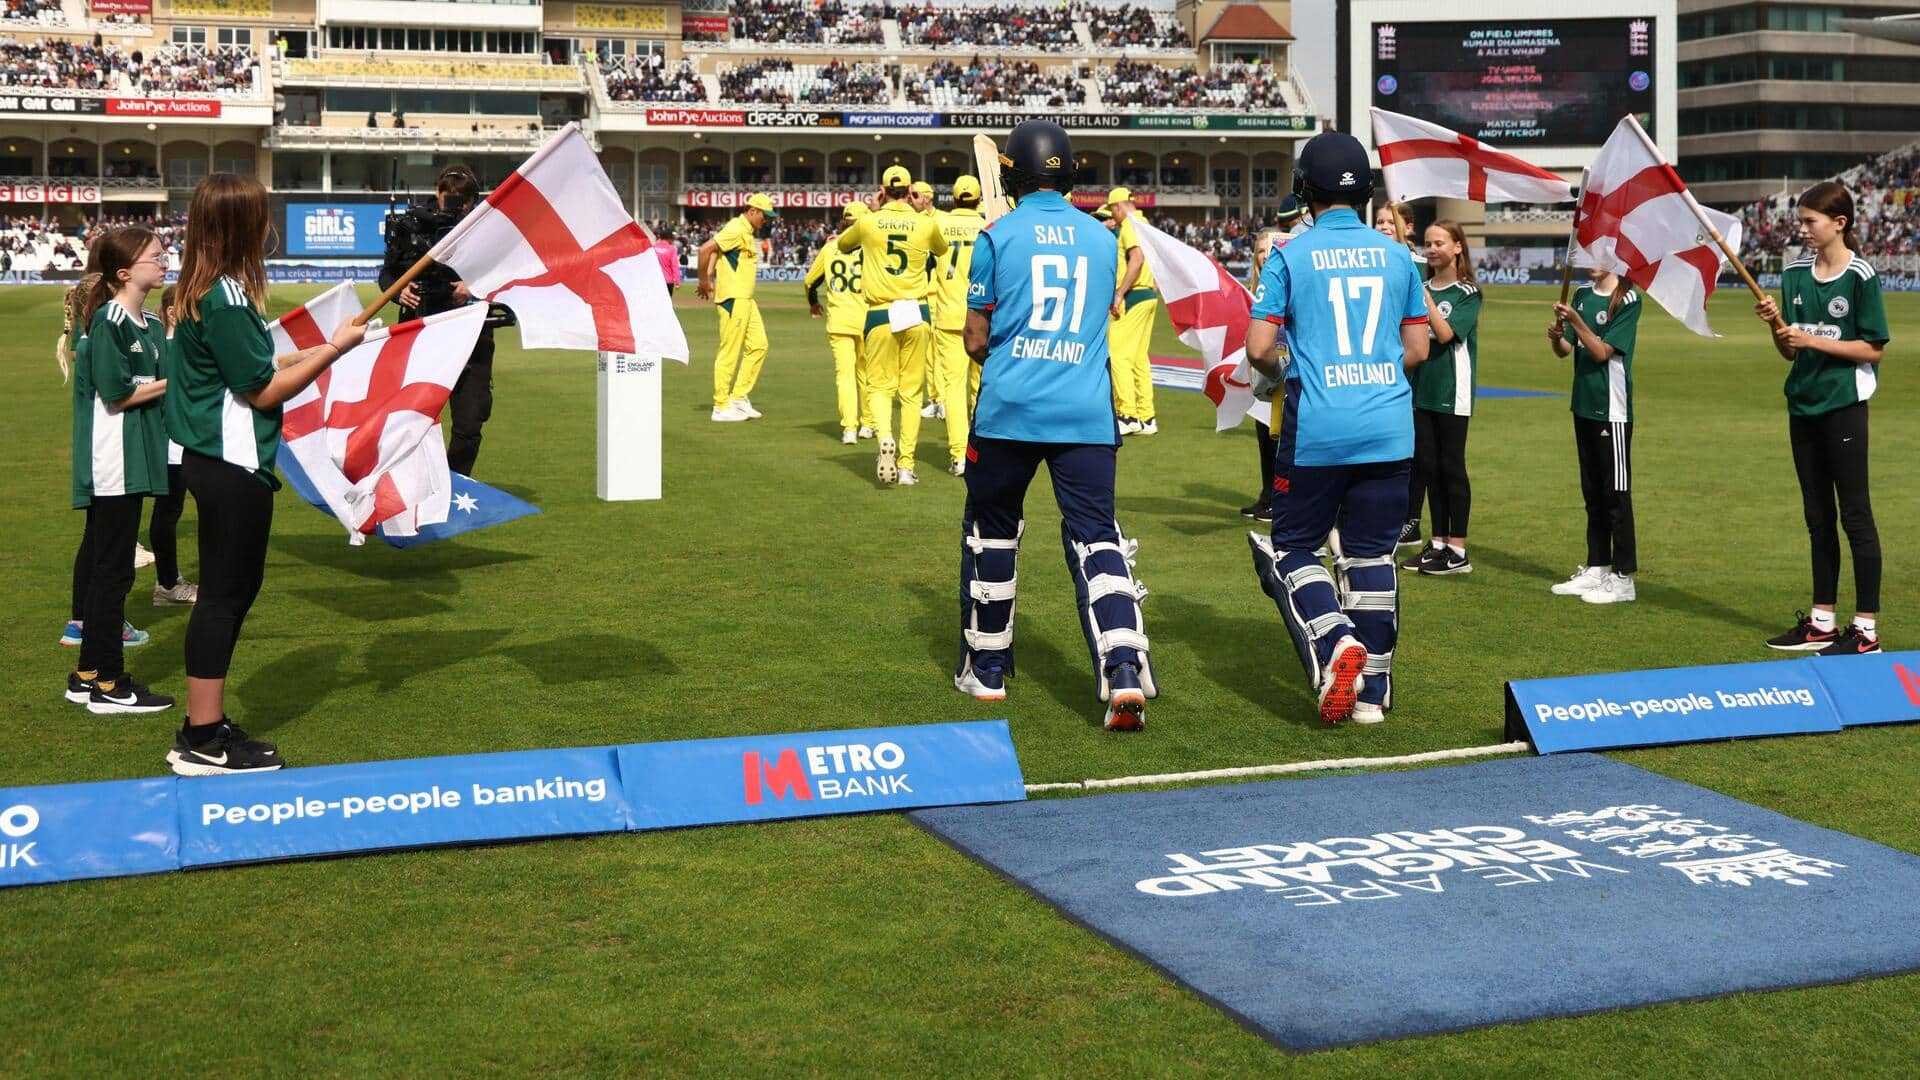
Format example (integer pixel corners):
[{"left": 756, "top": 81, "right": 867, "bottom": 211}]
[{"left": 1128, "top": 217, "right": 1257, "bottom": 431}]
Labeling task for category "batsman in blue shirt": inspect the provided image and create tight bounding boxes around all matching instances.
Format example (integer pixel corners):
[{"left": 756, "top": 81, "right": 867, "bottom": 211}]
[
  {"left": 1245, "top": 131, "right": 1431, "bottom": 725},
  {"left": 956, "top": 120, "right": 1157, "bottom": 733}
]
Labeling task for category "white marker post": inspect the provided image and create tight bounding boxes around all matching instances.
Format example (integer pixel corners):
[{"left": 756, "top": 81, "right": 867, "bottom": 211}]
[{"left": 596, "top": 351, "right": 662, "bottom": 501}]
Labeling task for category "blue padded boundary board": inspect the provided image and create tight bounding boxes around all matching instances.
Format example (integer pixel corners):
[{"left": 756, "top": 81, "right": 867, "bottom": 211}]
[{"left": 911, "top": 754, "right": 1920, "bottom": 1051}]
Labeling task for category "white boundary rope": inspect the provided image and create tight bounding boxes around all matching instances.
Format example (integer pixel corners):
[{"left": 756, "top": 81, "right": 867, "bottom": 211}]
[{"left": 1023, "top": 741, "right": 1533, "bottom": 794}]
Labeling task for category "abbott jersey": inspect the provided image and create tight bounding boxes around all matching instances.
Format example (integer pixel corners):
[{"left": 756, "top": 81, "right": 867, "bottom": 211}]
[
  {"left": 1249, "top": 206, "right": 1426, "bottom": 466},
  {"left": 933, "top": 207, "right": 986, "bottom": 331},
  {"left": 713, "top": 214, "right": 759, "bottom": 303},
  {"left": 1781, "top": 254, "right": 1889, "bottom": 416},
  {"left": 1114, "top": 215, "right": 1158, "bottom": 294},
  {"left": 837, "top": 201, "right": 948, "bottom": 306},
  {"left": 804, "top": 240, "right": 866, "bottom": 337},
  {"left": 1568, "top": 283, "right": 1642, "bottom": 423},
  {"left": 967, "top": 189, "right": 1119, "bottom": 446}
]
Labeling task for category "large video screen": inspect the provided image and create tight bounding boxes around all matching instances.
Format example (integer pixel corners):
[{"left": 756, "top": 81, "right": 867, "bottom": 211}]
[{"left": 1370, "top": 18, "right": 1656, "bottom": 146}]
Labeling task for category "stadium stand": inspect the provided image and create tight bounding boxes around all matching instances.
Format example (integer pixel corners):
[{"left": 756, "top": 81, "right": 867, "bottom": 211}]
[
  {"left": 0, "top": 36, "right": 256, "bottom": 94},
  {"left": 1083, "top": 4, "right": 1189, "bottom": 50},
  {"left": 1737, "top": 140, "right": 1919, "bottom": 264},
  {"left": 0, "top": 0, "right": 66, "bottom": 30},
  {"left": 897, "top": 3, "right": 1079, "bottom": 49},
  {"left": 902, "top": 57, "right": 1088, "bottom": 108},
  {"left": 1096, "top": 59, "right": 1286, "bottom": 111},
  {"left": 602, "top": 55, "right": 704, "bottom": 104},
  {"left": 716, "top": 59, "right": 893, "bottom": 107},
  {"left": 730, "top": 1, "right": 886, "bottom": 47}
]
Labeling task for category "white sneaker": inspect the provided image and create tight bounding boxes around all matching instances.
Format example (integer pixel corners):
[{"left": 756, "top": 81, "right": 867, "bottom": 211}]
[
  {"left": 1350, "top": 700, "right": 1386, "bottom": 724},
  {"left": 935, "top": 402, "right": 947, "bottom": 420},
  {"left": 920, "top": 402, "right": 940, "bottom": 418},
  {"left": 949, "top": 460, "right": 966, "bottom": 477},
  {"left": 1118, "top": 417, "right": 1142, "bottom": 436},
  {"left": 1138, "top": 418, "right": 1158, "bottom": 435},
  {"left": 711, "top": 405, "right": 749, "bottom": 422},
  {"left": 133, "top": 543, "right": 155, "bottom": 569},
  {"left": 1582, "top": 573, "right": 1636, "bottom": 605},
  {"left": 841, "top": 429, "right": 858, "bottom": 445},
  {"left": 898, "top": 469, "right": 919, "bottom": 487},
  {"left": 857, "top": 426, "right": 875, "bottom": 439},
  {"left": 1551, "top": 565, "right": 1609, "bottom": 596},
  {"left": 876, "top": 438, "right": 898, "bottom": 484},
  {"left": 731, "top": 398, "right": 762, "bottom": 419},
  {"left": 153, "top": 579, "right": 198, "bottom": 606}
]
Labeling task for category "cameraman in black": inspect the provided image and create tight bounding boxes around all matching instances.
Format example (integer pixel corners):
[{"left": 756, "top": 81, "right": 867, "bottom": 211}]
[{"left": 379, "top": 164, "right": 494, "bottom": 475}]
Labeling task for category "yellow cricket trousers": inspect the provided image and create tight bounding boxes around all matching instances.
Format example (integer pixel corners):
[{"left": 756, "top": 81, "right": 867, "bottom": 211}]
[
  {"left": 934, "top": 327, "right": 972, "bottom": 466},
  {"left": 863, "top": 306, "right": 929, "bottom": 472},
  {"left": 829, "top": 332, "right": 865, "bottom": 433},
  {"left": 1107, "top": 292, "right": 1158, "bottom": 421},
  {"left": 714, "top": 298, "right": 767, "bottom": 409}
]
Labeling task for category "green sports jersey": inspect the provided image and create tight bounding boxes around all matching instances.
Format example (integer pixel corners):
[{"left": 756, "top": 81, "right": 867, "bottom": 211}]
[
  {"left": 71, "top": 301, "right": 169, "bottom": 508},
  {"left": 1411, "top": 280, "right": 1480, "bottom": 416},
  {"left": 1780, "top": 255, "right": 1889, "bottom": 417},
  {"left": 165, "top": 275, "right": 282, "bottom": 489},
  {"left": 1567, "top": 283, "right": 1642, "bottom": 423}
]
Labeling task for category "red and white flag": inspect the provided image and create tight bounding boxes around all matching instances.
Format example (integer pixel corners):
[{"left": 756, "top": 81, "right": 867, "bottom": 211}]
[
  {"left": 430, "top": 123, "right": 688, "bottom": 361},
  {"left": 1371, "top": 107, "right": 1573, "bottom": 204},
  {"left": 1573, "top": 115, "right": 1742, "bottom": 337},
  {"left": 275, "top": 287, "right": 487, "bottom": 544},
  {"left": 1129, "top": 218, "right": 1256, "bottom": 431}
]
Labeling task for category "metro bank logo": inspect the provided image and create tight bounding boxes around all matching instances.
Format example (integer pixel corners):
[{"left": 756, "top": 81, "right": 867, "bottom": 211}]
[{"left": 742, "top": 741, "right": 912, "bottom": 804}]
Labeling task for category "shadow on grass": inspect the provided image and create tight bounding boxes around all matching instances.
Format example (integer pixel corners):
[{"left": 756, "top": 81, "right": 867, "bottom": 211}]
[
  {"left": 1474, "top": 543, "right": 1779, "bottom": 634},
  {"left": 904, "top": 580, "right": 1106, "bottom": 730},
  {"left": 498, "top": 633, "right": 677, "bottom": 684},
  {"left": 273, "top": 534, "right": 538, "bottom": 588},
  {"left": 1146, "top": 590, "right": 1322, "bottom": 728},
  {"left": 286, "top": 585, "right": 456, "bottom": 621},
  {"left": 1121, "top": 480, "right": 1250, "bottom": 521}
]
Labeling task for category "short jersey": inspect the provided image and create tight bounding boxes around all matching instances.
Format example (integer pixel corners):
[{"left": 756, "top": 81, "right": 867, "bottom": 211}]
[
  {"left": 933, "top": 207, "right": 986, "bottom": 331},
  {"left": 1249, "top": 207, "right": 1426, "bottom": 466},
  {"left": 838, "top": 201, "right": 948, "bottom": 307},
  {"left": 1568, "top": 283, "right": 1642, "bottom": 423},
  {"left": 804, "top": 240, "right": 866, "bottom": 337},
  {"left": 712, "top": 214, "right": 759, "bottom": 304},
  {"left": 1114, "top": 215, "right": 1158, "bottom": 296},
  {"left": 166, "top": 275, "right": 282, "bottom": 488},
  {"left": 1411, "top": 280, "right": 1481, "bottom": 417},
  {"left": 1781, "top": 254, "right": 1889, "bottom": 417},
  {"left": 967, "top": 189, "right": 1120, "bottom": 446}
]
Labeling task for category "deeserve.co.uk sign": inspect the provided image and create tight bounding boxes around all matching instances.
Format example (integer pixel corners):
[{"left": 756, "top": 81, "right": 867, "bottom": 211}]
[
  {"left": 1507, "top": 651, "right": 1920, "bottom": 752},
  {"left": 0, "top": 721, "right": 1022, "bottom": 890}
]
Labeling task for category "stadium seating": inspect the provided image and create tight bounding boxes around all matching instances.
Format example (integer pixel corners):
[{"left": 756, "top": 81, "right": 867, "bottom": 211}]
[
  {"left": 1737, "top": 140, "right": 1919, "bottom": 264},
  {"left": 716, "top": 59, "right": 892, "bottom": 107},
  {"left": 0, "top": 36, "right": 256, "bottom": 94},
  {"left": 897, "top": 4, "right": 1079, "bottom": 50},
  {"left": 730, "top": 1, "right": 886, "bottom": 47},
  {"left": 1096, "top": 59, "right": 1287, "bottom": 111},
  {"left": 0, "top": 0, "right": 66, "bottom": 30},
  {"left": 902, "top": 58, "right": 1088, "bottom": 109},
  {"left": 602, "top": 56, "right": 705, "bottom": 104},
  {"left": 1084, "top": 4, "right": 1188, "bottom": 50}
]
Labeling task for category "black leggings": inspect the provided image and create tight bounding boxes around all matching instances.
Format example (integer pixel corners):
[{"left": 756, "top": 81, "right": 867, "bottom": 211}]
[
  {"left": 148, "top": 462, "right": 186, "bottom": 588},
  {"left": 182, "top": 451, "right": 273, "bottom": 680},
  {"left": 1411, "top": 409, "right": 1472, "bottom": 537},
  {"left": 1574, "top": 417, "right": 1637, "bottom": 574},
  {"left": 76, "top": 494, "right": 144, "bottom": 677},
  {"left": 1790, "top": 404, "right": 1879, "bottom": 612},
  {"left": 1255, "top": 419, "right": 1278, "bottom": 500}
]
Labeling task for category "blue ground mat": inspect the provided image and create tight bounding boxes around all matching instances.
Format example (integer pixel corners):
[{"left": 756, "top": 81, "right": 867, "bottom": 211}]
[{"left": 911, "top": 754, "right": 1920, "bottom": 1050}]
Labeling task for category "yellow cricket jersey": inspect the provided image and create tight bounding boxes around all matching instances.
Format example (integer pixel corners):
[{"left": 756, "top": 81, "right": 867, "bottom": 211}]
[
  {"left": 837, "top": 201, "right": 948, "bottom": 307},
  {"left": 713, "top": 214, "right": 758, "bottom": 303},
  {"left": 804, "top": 239, "right": 866, "bottom": 337},
  {"left": 1116, "top": 215, "right": 1158, "bottom": 294},
  {"left": 932, "top": 207, "right": 986, "bottom": 331}
]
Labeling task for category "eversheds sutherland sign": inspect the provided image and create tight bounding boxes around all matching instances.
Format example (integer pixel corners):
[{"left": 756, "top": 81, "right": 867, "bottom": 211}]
[{"left": 640, "top": 109, "right": 1312, "bottom": 131}]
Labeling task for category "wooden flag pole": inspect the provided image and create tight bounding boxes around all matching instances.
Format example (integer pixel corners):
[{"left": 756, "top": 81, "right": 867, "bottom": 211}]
[
  {"left": 1622, "top": 115, "right": 1784, "bottom": 331},
  {"left": 354, "top": 251, "right": 436, "bottom": 327}
]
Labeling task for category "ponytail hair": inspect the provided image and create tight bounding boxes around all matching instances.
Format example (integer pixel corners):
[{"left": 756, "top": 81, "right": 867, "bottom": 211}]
[
  {"left": 1430, "top": 218, "right": 1475, "bottom": 285},
  {"left": 1797, "top": 180, "right": 1858, "bottom": 251},
  {"left": 55, "top": 273, "right": 100, "bottom": 384}
]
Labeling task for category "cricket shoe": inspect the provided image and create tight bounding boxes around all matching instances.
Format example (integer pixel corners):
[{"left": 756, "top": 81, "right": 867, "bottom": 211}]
[
  {"left": 949, "top": 460, "right": 965, "bottom": 477},
  {"left": 857, "top": 426, "right": 875, "bottom": 440},
  {"left": 710, "top": 404, "right": 749, "bottom": 422},
  {"left": 154, "top": 579, "right": 198, "bottom": 605},
  {"left": 898, "top": 469, "right": 919, "bottom": 487},
  {"left": 1582, "top": 573, "right": 1636, "bottom": 604},
  {"left": 1551, "top": 566, "right": 1609, "bottom": 596},
  {"left": 954, "top": 664, "right": 1007, "bottom": 701},
  {"left": 841, "top": 429, "right": 859, "bottom": 445},
  {"left": 1317, "top": 636, "right": 1368, "bottom": 724},
  {"left": 1118, "top": 416, "right": 1142, "bottom": 436},
  {"left": 1103, "top": 662, "right": 1146, "bottom": 732},
  {"left": 876, "top": 438, "right": 898, "bottom": 484},
  {"left": 731, "top": 398, "right": 762, "bottom": 419},
  {"left": 167, "top": 720, "right": 283, "bottom": 776},
  {"left": 1817, "top": 627, "right": 1882, "bottom": 656},
  {"left": 1137, "top": 419, "right": 1158, "bottom": 435},
  {"left": 920, "top": 401, "right": 941, "bottom": 418},
  {"left": 1352, "top": 674, "right": 1390, "bottom": 725},
  {"left": 87, "top": 674, "right": 174, "bottom": 715},
  {"left": 1766, "top": 612, "right": 1841, "bottom": 652}
]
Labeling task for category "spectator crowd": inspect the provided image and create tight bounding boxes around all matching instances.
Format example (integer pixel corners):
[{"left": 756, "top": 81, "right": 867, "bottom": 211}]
[
  {"left": 731, "top": 1, "right": 886, "bottom": 46},
  {"left": 602, "top": 54, "right": 704, "bottom": 103},
  {"left": 1083, "top": 4, "right": 1187, "bottom": 50},
  {"left": 1735, "top": 142, "right": 1919, "bottom": 263},
  {"left": 0, "top": 35, "right": 256, "bottom": 94},
  {"left": 902, "top": 56, "right": 1087, "bottom": 108},
  {"left": 717, "top": 58, "right": 892, "bottom": 106},
  {"left": 898, "top": 3, "right": 1079, "bottom": 49},
  {"left": 1097, "top": 59, "right": 1285, "bottom": 110},
  {"left": 1, "top": 0, "right": 65, "bottom": 28}
]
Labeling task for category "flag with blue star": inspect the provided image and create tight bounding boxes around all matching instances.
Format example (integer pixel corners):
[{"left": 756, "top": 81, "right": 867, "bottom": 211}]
[{"left": 280, "top": 453, "right": 540, "bottom": 548}]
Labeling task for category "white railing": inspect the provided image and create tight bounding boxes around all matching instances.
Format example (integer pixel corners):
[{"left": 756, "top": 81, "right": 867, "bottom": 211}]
[
  {"left": 267, "top": 125, "right": 548, "bottom": 147},
  {"left": 1486, "top": 207, "right": 1574, "bottom": 225}
]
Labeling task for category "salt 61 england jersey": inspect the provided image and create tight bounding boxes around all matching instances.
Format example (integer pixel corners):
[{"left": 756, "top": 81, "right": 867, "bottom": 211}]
[
  {"left": 967, "top": 189, "right": 1120, "bottom": 446},
  {"left": 1250, "top": 207, "right": 1426, "bottom": 465}
]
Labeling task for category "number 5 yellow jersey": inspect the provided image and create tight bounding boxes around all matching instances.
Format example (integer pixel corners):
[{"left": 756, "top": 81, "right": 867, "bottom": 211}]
[
  {"left": 836, "top": 200, "right": 949, "bottom": 307},
  {"left": 804, "top": 240, "right": 867, "bottom": 337},
  {"left": 932, "top": 207, "right": 987, "bottom": 331}
]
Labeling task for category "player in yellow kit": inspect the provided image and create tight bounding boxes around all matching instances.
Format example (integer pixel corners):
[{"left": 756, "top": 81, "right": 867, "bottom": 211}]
[
  {"left": 931, "top": 175, "right": 987, "bottom": 475},
  {"left": 696, "top": 192, "right": 775, "bottom": 422},
  {"left": 805, "top": 200, "right": 873, "bottom": 444},
  {"left": 1106, "top": 187, "right": 1160, "bottom": 435},
  {"left": 910, "top": 180, "right": 946, "bottom": 418},
  {"left": 837, "top": 165, "right": 949, "bottom": 486}
]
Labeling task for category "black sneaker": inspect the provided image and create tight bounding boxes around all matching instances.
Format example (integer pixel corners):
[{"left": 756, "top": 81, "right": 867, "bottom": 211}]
[
  {"left": 1395, "top": 518, "right": 1423, "bottom": 549},
  {"left": 1401, "top": 546, "right": 1440, "bottom": 572},
  {"left": 1766, "top": 612, "right": 1842, "bottom": 652},
  {"left": 1240, "top": 495, "right": 1271, "bottom": 520},
  {"left": 1421, "top": 548, "right": 1473, "bottom": 576},
  {"left": 1817, "top": 627, "right": 1882, "bottom": 657},
  {"left": 87, "top": 674, "right": 174, "bottom": 715},
  {"left": 65, "top": 671, "right": 99, "bottom": 705},
  {"left": 167, "top": 720, "right": 283, "bottom": 776}
]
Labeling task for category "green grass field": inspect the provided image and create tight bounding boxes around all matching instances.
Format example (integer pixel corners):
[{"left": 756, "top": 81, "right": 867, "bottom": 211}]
[{"left": 1, "top": 280, "right": 1915, "bottom": 1074}]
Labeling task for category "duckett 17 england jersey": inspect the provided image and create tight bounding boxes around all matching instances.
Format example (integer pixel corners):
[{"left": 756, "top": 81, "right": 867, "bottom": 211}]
[
  {"left": 1249, "top": 207, "right": 1426, "bottom": 466},
  {"left": 967, "top": 190, "right": 1120, "bottom": 446}
]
